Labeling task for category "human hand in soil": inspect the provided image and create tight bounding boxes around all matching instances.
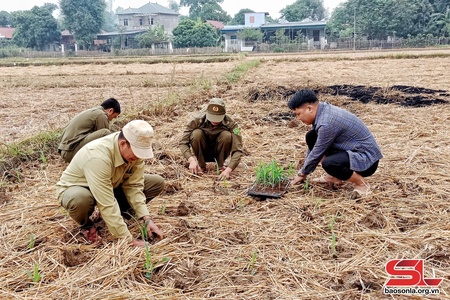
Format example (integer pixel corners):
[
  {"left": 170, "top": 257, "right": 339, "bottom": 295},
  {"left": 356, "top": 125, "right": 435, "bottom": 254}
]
[
  {"left": 217, "top": 167, "right": 232, "bottom": 180},
  {"left": 130, "top": 239, "right": 148, "bottom": 248},
  {"left": 80, "top": 227, "right": 102, "bottom": 244},
  {"left": 290, "top": 174, "right": 307, "bottom": 185},
  {"left": 144, "top": 218, "right": 164, "bottom": 240},
  {"left": 188, "top": 156, "right": 203, "bottom": 175}
]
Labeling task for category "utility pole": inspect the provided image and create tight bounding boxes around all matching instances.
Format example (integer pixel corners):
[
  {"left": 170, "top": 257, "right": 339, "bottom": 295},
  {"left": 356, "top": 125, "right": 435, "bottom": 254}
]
[
  {"left": 353, "top": 6, "right": 356, "bottom": 51},
  {"left": 108, "top": 0, "right": 114, "bottom": 13}
]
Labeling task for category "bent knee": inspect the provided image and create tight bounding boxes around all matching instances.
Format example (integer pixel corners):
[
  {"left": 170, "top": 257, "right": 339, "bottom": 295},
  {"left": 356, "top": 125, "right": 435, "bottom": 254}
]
[
  {"left": 190, "top": 129, "right": 204, "bottom": 141},
  {"left": 155, "top": 175, "right": 165, "bottom": 192},
  {"left": 218, "top": 130, "right": 232, "bottom": 139},
  {"left": 98, "top": 128, "right": 111, "bottom": 137}
]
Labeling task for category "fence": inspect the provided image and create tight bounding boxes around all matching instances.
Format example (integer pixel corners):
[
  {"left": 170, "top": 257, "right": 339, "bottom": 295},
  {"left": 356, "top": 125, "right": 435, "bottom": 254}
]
[
  {"left": 327, "top": 37, "right": 450, "bottom": 51},
  {"left": 1, "top": 46, "right": 225, "bottom": 59},
  {"left": 2, "top": 38, "right": 450, "bottom": 59}
]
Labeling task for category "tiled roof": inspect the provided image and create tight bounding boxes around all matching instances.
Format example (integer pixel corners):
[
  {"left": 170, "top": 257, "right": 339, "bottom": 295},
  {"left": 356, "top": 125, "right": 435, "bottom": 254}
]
[
  {"left": 61, "top": 29, "right": 72, "bottom": 36},
  {"left": 206, "top": 20, "right": 224, "bottom": 29},
  {"left": 117, "top": 2, "right": 178, "bottom": 15},
  {"left": 0, "top": 27, "right": 15, "bottom": 39}
]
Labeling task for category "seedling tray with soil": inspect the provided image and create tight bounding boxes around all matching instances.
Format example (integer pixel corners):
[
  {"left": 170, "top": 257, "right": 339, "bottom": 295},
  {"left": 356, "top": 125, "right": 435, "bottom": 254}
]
[
  {"left": 247, "top": 160, "right": 294, "bottom": 200},
  {"left": 247, "top": 180, "right": 290, "bottom": 199}
]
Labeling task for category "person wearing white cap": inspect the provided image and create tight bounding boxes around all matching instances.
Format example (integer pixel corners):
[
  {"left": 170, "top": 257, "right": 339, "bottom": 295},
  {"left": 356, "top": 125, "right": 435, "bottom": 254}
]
[
  {"left": 179, "top": 98, "right": 244, "bottom": 180},
  {"left": 56, "top": 120, "right": 165, "bottom": 247}
]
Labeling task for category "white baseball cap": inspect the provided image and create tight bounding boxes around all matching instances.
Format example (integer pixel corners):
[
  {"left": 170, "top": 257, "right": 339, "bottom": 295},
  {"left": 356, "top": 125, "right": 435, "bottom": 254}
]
[{"left": 122, "top": 120, "right": 154, "bottom": 159}]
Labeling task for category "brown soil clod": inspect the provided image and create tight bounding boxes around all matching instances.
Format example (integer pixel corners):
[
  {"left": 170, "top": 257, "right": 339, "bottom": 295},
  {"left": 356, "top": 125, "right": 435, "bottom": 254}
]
[
  {"left": 176, "top": 201, "right": 197, "bottom": 216},
  {"left": 62, "top": 248, "right": 91, "bottom": 267},
  {"left": 0, "top": 188, "right": 9, "bottom": 205}
]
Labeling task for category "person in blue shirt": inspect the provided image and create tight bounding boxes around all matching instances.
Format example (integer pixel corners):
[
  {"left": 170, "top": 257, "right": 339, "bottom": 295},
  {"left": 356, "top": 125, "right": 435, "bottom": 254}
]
[{"left": 288, "top": 89, "right": 382, "bottom": 198}]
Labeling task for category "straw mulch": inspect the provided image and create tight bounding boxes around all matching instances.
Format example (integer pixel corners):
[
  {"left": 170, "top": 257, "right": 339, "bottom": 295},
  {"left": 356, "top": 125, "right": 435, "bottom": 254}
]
[{"left": 1, "top": 50, "right": 450, "bottom": 299}]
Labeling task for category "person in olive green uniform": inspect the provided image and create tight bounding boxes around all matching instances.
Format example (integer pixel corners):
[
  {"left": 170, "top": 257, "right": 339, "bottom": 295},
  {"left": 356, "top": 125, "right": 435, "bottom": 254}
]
[
  {"left": 179, "top": 98, "right": 243, "bottom": 180},
  {"left": 56, "top": 120, "right": 165, "bottom": 247},
  {"left": 58, "top": 98, "right": 121, "bottom": 163}
]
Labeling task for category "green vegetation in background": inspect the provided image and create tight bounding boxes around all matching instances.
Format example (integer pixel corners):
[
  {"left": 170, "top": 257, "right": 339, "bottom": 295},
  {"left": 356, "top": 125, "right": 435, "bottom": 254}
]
[
  {"left": 12, "top": 4, "right": 60, "bottom": 51},
  {"left": 0, "top": 54, "right": 240, "bottom": 67},
  {"left": 60, "top": 0, "right": 106, "bottom": 50},
  {"left": 224, "top": 58, "right": 260, "bottom": 83},
  {"left": 0, "top": 130, "right": 60, "bottom": 159},
  {"left": 327, "top": 0, "right": 450, "bottom": 40},
  {"left": 180, "top": 0, "right": 230, "bottom": 23},
  {"left": 136, "top": 25, "right": 171, "bottom": 49},
  {"left": 172, "top": 18, "right": 220, "bottom": 48}
]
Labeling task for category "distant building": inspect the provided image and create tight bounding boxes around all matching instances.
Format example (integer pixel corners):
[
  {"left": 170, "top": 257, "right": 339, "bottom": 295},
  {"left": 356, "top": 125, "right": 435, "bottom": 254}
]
[
  {"left": 0, "top": 27, "right": 61, "bottom": 51},
  {"left": 0, "top": 27, "right": 15, "bottom": 40},
  {"left": 221, "top": 12, "right": 327, "bottom": 52},
  {"left": 60, "top": 29, "right": 75, "bottom": 51},
  {"left": 97, "top": 2, "right": 179, "bottom": 50},
  {"left": 117, "top": 2, "right": 179, "bottom": 33}
]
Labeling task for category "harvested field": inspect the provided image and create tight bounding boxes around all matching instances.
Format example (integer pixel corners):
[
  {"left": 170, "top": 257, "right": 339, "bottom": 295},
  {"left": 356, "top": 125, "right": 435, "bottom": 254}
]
[{"left": 1, "top": 49, "right": 450, "bottom": 299}]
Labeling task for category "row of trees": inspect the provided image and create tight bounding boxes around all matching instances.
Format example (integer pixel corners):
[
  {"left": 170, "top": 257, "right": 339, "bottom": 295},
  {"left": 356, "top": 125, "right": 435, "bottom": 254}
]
[
  {"left": 327, "top": 0, "right": 450, "bottom": 40},
  {"left": 0, "top": 0, "right": 108, "bottom": 50},
  {"left": 0, "top": 0, "right": 449, "bottom": 51},
  {"left": 169, "top": 0, "right": 450, "bottom": 48}
]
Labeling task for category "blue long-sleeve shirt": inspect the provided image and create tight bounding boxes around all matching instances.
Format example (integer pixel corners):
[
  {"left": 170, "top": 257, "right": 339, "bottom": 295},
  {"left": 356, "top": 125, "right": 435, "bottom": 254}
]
[{"left": 301, "top": 102, "right": 383, "bottom": 175}]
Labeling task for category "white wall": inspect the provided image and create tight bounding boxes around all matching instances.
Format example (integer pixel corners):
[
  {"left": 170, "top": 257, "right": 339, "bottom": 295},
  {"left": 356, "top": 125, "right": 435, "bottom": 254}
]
[{"left": 244, "top": 13, "right": 266, "bottom": 27}]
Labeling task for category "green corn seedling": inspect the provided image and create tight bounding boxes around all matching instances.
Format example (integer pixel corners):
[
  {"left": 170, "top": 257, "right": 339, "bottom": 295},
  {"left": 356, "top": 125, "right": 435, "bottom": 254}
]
[
  {"left": 160, "top": 200, "right": 167, "bottom": 215},
  {"left": 144, "top": 244, "right": 154, "bottom": 278},
  {"left": 222, "top": 177, "right": 228, "bottom": 188},
  {"left": 248, "top": 249, "right": 259, "bottom": 275},
  {"left": 25, "top": 263, "right": 41, "bottom": 283},
  {"left": 143, "top": 244, "right": 170, "bottom": 279},
  {"left": 214, "top": 158, "right": 220, "bottom": 175},
  {"left": 255, "top": 160, "right": 291, "bottom": 188},
  {"left": 304, "top": 178, "right": 310, "bottom": 191},
  {"left": 40, "top": 150, "right": 47, "bottom": 164},
  {"left": 328, "top": 215, "right": 337, "bottom": 257},
  {"left": 29, "top": 234, "right": 35, "bottom": 249}
]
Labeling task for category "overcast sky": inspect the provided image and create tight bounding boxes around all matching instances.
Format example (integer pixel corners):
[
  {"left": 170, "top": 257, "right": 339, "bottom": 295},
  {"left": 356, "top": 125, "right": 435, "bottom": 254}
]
[{"left": 1, "top": 0, "right": 345, "bottom": 19}]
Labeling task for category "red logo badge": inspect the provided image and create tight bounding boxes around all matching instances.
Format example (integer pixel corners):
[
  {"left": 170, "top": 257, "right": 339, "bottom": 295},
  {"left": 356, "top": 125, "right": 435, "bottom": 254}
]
[{"left": 385, "top": 259, "right": 443, "bottom": 287}]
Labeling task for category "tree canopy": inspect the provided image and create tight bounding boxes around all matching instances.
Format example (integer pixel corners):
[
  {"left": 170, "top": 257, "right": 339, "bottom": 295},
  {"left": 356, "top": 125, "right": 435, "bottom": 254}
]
[
  {"left": 60, "top": 0, "right": 106, "bottom": 49},
  {"left": 326, "top": 0, "right": 450, "bottom": 40},
  {"left": 136, "top": 25, "right": 171, "bottom": 48},
  {"left": 168, "top": 0, "right": 180, "bottom": 13},
  {"left": 280, "top": 0, "right": 327, "bottom": 22},
  {"left": 237, "top": 28, "right": 264, "bottom": 42},
  {"left": 430, "top": 6, "right": 450, "bottom": 37},
  {"left": 172, "top": 18, "right": 219, "bottom": 48},
  {"left": 180, "top": 0, "right": 231, "bottom": 23},
  {"left": 0, "top": 11, "right": 13, "bottom": 27},
  {"left": 12, "top": 5, "right": 60, "bottom": 50}
]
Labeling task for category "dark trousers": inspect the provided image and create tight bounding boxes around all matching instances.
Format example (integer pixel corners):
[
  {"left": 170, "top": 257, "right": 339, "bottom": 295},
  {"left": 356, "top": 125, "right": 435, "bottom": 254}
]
[
  {"left": 306, "top": 130, "right": 379, "bottom": 181},
  {"left": 115, "top": 174, "right": 165, "bottom": 219},
  {"left": 190, "top": 129, "right": 232, "bottom": 168}
]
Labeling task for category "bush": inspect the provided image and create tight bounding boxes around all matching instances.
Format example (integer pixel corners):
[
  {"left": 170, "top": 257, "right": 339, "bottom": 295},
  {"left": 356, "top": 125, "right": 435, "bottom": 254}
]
[{"left": 0, "top": 46, "right": 21, "bottom": 58}]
